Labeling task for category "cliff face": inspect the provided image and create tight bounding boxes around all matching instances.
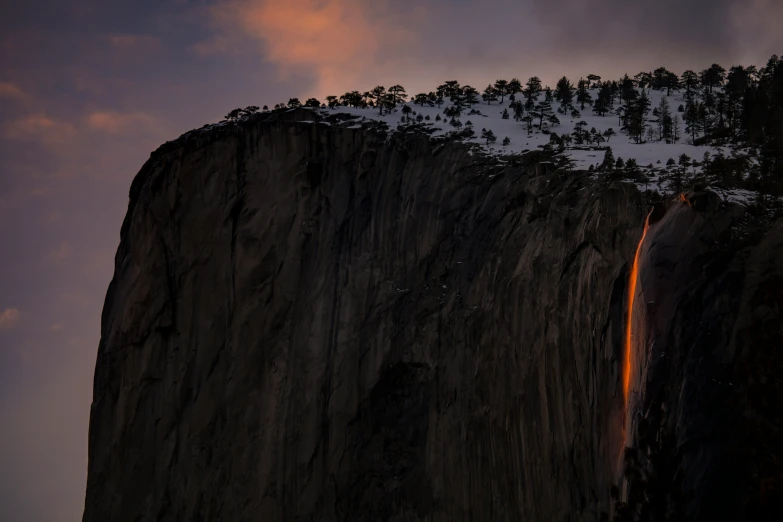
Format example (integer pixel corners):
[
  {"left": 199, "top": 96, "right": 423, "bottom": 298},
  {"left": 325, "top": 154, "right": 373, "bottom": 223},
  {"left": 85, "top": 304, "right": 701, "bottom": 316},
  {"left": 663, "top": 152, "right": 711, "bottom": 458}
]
[{"left": 83, "top": 110, "right": 783, "bottom": 522}]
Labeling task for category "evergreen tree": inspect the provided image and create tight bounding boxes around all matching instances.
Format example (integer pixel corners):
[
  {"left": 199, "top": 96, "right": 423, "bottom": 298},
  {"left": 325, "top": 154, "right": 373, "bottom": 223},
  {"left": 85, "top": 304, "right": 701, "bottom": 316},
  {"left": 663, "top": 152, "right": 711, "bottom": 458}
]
[
  {"left": 402, "top": 104, "right": 412, "bottom": 121},
  {"left": 502, "top": 108, "right": 510, "bottom": 119},
  {"left": 304, "top": 98, "right": 321, "bottom": 108},
  {"left": 532, "top": 100, "right": 553, "bottom": 129},
  {"left": 494, "top": 79, "right": 510, "bottom": 102},
  {"left": 627, "top": 90, "right": 651, "bottom": 143},
  {"left": 508, "top": 78, "right": 523, "bottom": 96},
  {"left": 510, "top": 100, "right": 525, "bottom": 121},
  {"left": 603, "top": 128, "right": 616, "bottom": 142},
  {"left": 521, "top": 114, "right": 534, "bottom": 134},
  {"left": 524, "top": 76, "right": 543, "bottom": 108},
  {"left": 681, "top": 70, "right": 700, "bottom": 99},
  {"left": 438, "top": 81, "right": 461, "bottom": 99},
  {"left": 593, "top": 83, "right": 612, "bottom": 116},
  {"left": 544, "top": 86, "right": 554, "bottom": 103},
  {"left": 369, "top": 86, "right": 387, "bottom": 114},
  {"left": 634, "top": 71, "right": 653, "bottom": 89},
  {"left": 262, "top": 105, "right": 269, "bottom": 111},
  {"left": 225, "top": 108, "right": 242, "bottom": 121},
  {"left": 482, "top": 84, "right": 498, "bottom": 104},
  {"left": 503, "top": 136, "right": 511, "bottom": 146},
  {"left": 672, "top": 116, "right": 681, "bottom": 143},
  {"left": 657, "top": 96, "right": 672, "bottom": 142},
  {"left": 462, "top": 85, "right": 480, "bottom": 107},
  {"left": 701, "top": 63, "right": 727, "bottom": 92},
  {"left": 481, "top": 128, "right": 497, "bottom": 145},
  {"left": 555, "top": 77, "right": 575, "bottom": 111},
  {"left": 288, "top": 98, "right": 302, "bottom": 108},
  {"left": 577, "top": 78, "right": 593, "bottom": 109},
  {"left": 388, "top": 85, "right": 407, "bottom": 106},
  {"left": 414, "top": 93, "right": 434, "bottom": 106},
  {"left": 601, "top": 147, "right": 615, "bottom": 170},
  {"left": 326, "top": 96, "right": 338, "bottom": 108},
  {"left": 587, "top": 74, "right": 601, "bottom": 88}
]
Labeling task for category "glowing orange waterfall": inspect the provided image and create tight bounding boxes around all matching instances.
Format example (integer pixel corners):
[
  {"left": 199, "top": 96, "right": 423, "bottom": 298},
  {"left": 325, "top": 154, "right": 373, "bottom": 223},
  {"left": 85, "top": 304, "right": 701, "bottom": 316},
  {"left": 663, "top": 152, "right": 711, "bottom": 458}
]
[{"left": 623, "top": 214, "right": 651, "bottom": 408}]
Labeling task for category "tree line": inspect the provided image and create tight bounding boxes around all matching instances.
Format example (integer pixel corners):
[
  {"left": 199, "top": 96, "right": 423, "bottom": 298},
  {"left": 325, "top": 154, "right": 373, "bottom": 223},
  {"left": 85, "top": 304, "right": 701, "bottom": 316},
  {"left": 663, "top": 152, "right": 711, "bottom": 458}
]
[{"left": 224, "top": 55, "right": 782, "bottom": 197}]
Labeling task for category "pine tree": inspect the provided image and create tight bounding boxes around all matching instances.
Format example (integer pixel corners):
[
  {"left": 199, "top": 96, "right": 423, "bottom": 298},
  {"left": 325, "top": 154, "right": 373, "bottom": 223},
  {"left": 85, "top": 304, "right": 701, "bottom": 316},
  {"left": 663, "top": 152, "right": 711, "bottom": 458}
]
[
  {"left": 481, "top": 128, "right": 497, "bottom": 145},
  {"left": 262, "top": 105, "right": 269, "bottom": 111},
  {"left": 672, "top": 116, "right": 681, "bottom": 143},
  {"left": 532, "top": 100, "right": 553, "bottom": 129},
  {"left": 462, "top": 85, "right": 480, "bottom": 107},
  {"left": 603, "top": 128, "right": 616, "bottom": 142},
  {"left": 521, "top": 114, "right": 534, "bottom": 134},
  {"left": 494, "top": 79, "right": 509, "bottom": 102},
  {"left": 627, "top": 90, "right": 651, "bottom": 143},
  {"left": 304, "top": 98, "right": 321, "bottom": 108},
  {"left": 402, "top": 104, "right": 412, "bottom": 121},
  {"left": 634, "top": 71, "right": 653, "bottom": 89},
  {"left": 369, "top": 86, "right": 387, "bottom": 114},
  {"left": 414, "top": 93, "right": 434, "bottom": 106},
  {"left": 701, "top": 64, "right": 727, "bottom": 92},
  {"left": 576, "top": 78, "right": 593, "bottom": 109},
  {"left": 508, "top": 78, "right": 523, "bottom": 96},
  {"left": 287, "top": 98, "right": 302, "bottom": 108},
  {"left": 593, "top": 83, "right": 612, "bottom": 116},
  {"left": 555, "top": 77, "right": 574, "bottom": 111},
  {"left": 684, "top": 101, "right": 700, "bottom": 142},
  {"left": 438, "top": 81, "right": 461, "bottom": 99},
  {"left": 503, "top": 136, "right": 511, "bottom": 146},
  {"left": 681, "top": 70, "right": 699, "bottom": 100},
  {"left": 388, "top": 85, "right": 407, "bottom": 106},
  {"left": 587, "top": 74, "right": 601, "bottom": 88},
  {"left": 502, "top": 108, "right": 510, "bottom": 119},
  {"left": 657, "top": 96, "right": 672, "bottom": 142},
  {"left": 601, "top": 148, "right": 615, "bottom": 170},
  {"left": 524, "top": 77, "right": 543, "bottom": 108},
  {"left": 482, "top": 84, "right": 498, "bottom": 104}
]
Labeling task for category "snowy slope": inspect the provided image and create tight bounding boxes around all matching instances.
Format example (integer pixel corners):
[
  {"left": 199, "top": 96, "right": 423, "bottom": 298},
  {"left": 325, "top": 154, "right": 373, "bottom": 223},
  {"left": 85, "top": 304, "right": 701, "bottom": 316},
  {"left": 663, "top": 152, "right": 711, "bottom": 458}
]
[{"left": 317, "top": 88, "right": 756, "bottom": 204}]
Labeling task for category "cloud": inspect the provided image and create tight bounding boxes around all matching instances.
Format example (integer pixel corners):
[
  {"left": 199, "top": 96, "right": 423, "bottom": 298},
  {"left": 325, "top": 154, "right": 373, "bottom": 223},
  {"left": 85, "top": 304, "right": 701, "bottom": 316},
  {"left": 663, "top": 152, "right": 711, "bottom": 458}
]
[
  {"left": 2, "top": 114, "right": 77, "bottom": 145},
  {"left": 207, "top": 0, "right": 421, "bottom": 97},
  {"left": 530, "top": 0, "right": 783, "bottom": 71},
  {"left": 85, "top": 110, "right": 158, "bottom": 135},
  {"left": 0, "top": 308, "right": 21, "bottom": 330},
  {"left": 0, "top": 82, "right": 27, "bottom": 100}
]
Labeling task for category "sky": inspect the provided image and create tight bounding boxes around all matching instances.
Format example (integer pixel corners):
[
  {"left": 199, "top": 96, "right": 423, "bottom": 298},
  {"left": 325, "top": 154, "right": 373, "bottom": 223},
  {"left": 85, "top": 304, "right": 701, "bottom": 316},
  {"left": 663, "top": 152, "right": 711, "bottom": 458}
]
[{"left": 0, "top": 0, "right": 780, "bottom": 520}]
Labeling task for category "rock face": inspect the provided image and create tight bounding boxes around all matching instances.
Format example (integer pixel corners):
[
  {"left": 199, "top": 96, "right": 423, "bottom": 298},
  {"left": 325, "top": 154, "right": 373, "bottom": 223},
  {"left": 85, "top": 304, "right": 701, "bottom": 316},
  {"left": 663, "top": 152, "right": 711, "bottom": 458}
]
[{"left": 83, "top": 110, "right": 783, "bottom": 522}]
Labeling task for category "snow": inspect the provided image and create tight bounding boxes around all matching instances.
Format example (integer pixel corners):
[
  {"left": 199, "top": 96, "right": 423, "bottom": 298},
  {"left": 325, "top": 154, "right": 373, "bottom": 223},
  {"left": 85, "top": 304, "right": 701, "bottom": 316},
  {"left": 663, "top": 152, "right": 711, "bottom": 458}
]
[{"left": 316, "top": 88, "right": 763, "bottom": 203}]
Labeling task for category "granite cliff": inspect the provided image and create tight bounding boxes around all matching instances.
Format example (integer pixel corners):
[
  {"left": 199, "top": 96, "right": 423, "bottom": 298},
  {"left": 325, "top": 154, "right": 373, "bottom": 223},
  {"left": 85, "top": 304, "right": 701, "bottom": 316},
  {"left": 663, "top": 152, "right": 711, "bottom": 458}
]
[{"left": 83, "top": 109, "right": 783, "bottom": 522}]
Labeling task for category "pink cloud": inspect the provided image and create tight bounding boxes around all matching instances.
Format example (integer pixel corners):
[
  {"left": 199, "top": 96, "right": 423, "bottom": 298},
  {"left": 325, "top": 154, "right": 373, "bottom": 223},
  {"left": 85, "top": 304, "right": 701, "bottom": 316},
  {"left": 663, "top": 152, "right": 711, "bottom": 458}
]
[
  {"left": 85, "top": 110, "right": 158, "bottom": 135},
  {"left": 208, "top": 0, "right": 422, "bottom": 97},
  {"left": 2, "top": 114, "right": 77, "bottom": 146},
  {"left": 0, "top": 307, "right": 21, "bottom": 330},
  {"left": 0, "top": 81, "right": 27, "bottom": 100}
]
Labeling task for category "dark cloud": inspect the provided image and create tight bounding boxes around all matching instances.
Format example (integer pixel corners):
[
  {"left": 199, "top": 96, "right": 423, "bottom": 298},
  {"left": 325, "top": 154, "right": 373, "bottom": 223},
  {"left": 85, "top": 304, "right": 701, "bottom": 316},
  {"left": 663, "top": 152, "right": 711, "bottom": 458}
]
[{"left": 531, "top": 0, "right": 783, "bottom": 72}]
